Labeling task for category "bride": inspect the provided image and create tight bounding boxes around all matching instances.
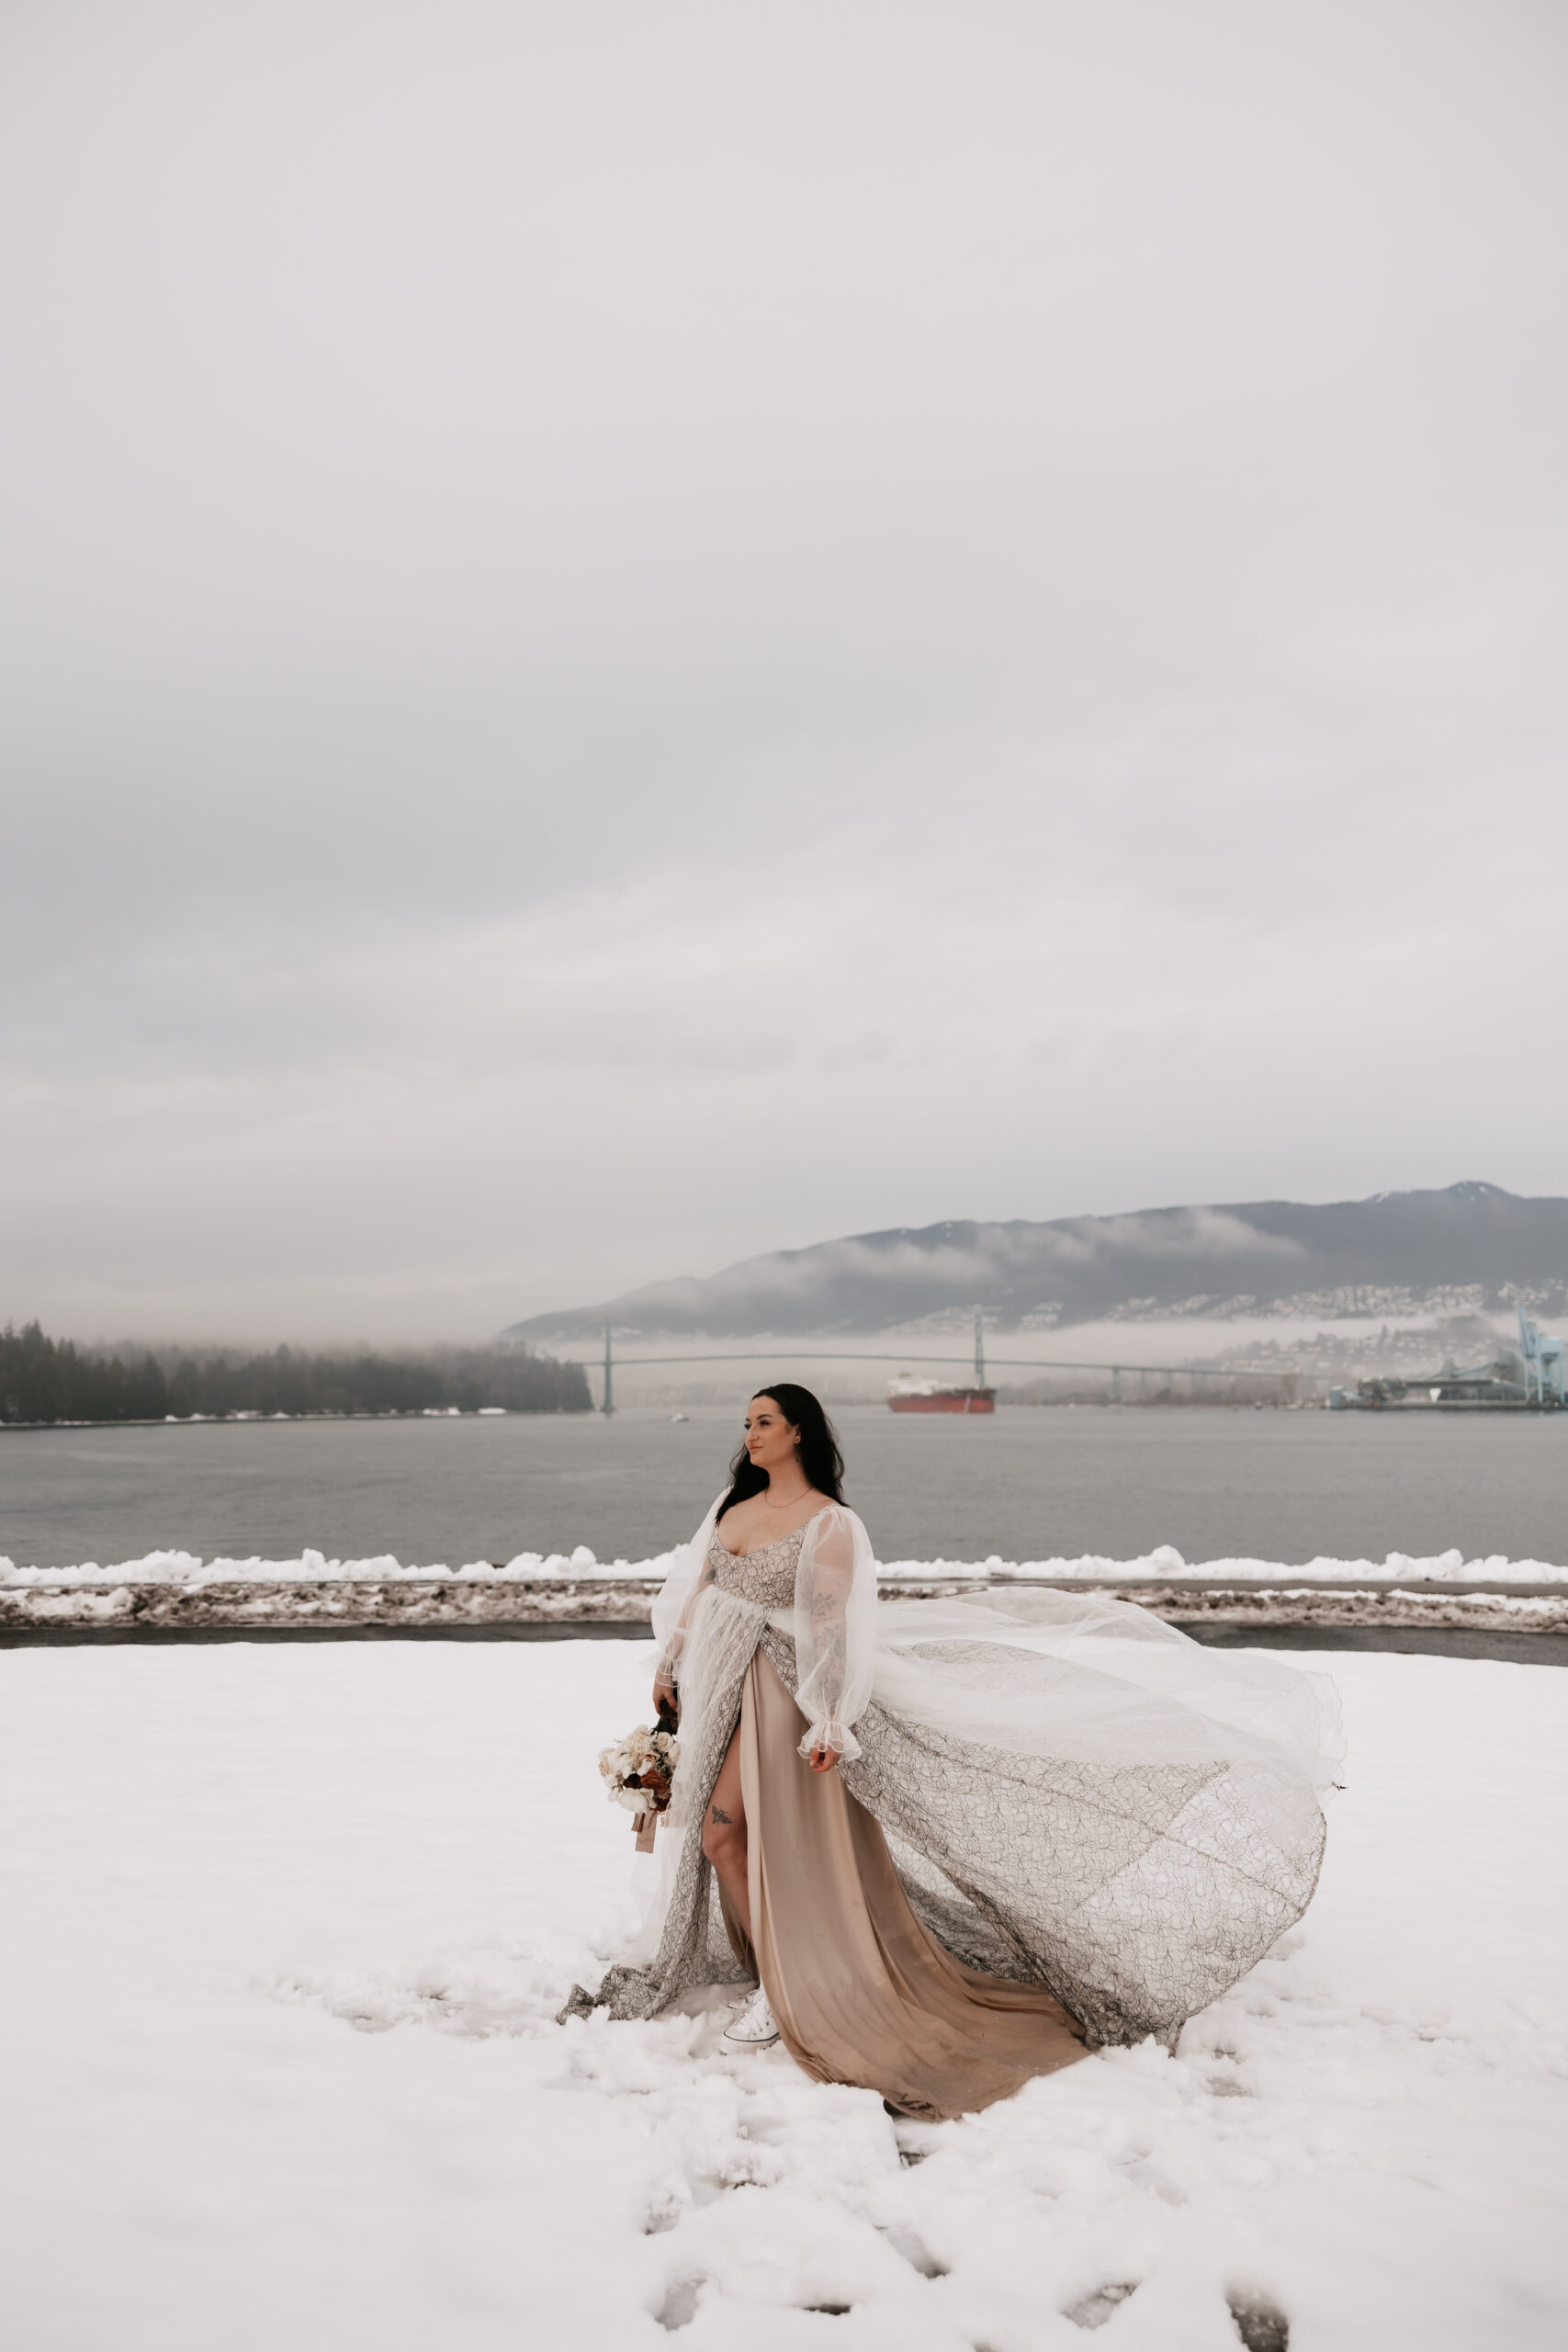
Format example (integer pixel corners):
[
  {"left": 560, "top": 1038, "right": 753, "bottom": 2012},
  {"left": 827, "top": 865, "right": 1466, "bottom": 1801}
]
[{"left": 564, "top": 1385, "right": 1341, "bottom": 2121}]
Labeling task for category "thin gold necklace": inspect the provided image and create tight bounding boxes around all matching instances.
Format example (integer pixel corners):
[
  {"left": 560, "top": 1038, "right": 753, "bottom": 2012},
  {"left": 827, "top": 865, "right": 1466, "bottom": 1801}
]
[{"left": 762, "top": 1479, "right": 812, "bottom": 1510}]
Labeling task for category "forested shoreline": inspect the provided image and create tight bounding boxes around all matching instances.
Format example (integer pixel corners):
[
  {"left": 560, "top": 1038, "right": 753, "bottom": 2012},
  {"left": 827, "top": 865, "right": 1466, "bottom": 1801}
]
[{"left": 0, "top": 1323, "right": 592, "bottom": 1424}]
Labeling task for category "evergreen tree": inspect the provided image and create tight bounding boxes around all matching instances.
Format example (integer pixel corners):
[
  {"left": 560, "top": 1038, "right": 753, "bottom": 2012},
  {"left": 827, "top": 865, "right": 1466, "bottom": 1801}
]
[{"left": 0, "top": 1325, "right": 592, "bottom": 1423}]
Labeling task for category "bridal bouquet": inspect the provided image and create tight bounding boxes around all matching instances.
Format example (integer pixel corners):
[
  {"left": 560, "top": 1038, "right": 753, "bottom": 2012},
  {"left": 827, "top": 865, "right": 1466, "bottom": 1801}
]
[{"left": 599, "top": 1719, "right": 681, "bottom": 1851}]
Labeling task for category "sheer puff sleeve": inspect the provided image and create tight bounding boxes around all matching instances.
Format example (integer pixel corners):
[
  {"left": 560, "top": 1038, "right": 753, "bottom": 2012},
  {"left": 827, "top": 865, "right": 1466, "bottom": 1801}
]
[
  {"left": 792, "top": 1503, "right": 878, "bottom": 1762},
  {"left": 649, "top": 1492, "right": 725, "bottom": 1689}
]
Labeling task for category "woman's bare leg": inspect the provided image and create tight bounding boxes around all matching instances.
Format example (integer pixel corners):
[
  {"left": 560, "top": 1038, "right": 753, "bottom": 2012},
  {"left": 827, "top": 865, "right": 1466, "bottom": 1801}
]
[{"left": 702, "top": 1723, "right": 750, "bottom": 1948}]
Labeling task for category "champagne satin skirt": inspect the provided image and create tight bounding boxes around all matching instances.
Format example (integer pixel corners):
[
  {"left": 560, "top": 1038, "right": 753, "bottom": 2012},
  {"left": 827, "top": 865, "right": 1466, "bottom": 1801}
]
[{"left": 718, "top": 1646, "right": 1087, "bottom": 2120}]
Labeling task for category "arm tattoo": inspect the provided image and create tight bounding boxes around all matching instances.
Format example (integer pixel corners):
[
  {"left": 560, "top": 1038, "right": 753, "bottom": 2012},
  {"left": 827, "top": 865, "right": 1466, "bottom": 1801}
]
[{"left": 708, "top": 1804, "right": 732, "bottom": 1826}]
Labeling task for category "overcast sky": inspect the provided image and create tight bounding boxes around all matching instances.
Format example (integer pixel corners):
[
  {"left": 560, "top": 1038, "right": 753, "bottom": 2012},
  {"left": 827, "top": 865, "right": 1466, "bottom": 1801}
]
[{"left": 4, "top": 0, "right": 1565, "bottom": 1343}]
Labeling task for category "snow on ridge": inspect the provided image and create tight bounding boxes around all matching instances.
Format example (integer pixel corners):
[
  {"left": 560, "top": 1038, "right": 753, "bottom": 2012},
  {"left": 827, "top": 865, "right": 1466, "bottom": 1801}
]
[
  {"left": 870, "top": 1543, "right": 1567, "bottom": 1585},
  {"left": 0, "top": 1542, "right": 663, "bottom": 1589},
  {"left": 2, "top": 1541, "right": 1564, "bottom": 1587}
]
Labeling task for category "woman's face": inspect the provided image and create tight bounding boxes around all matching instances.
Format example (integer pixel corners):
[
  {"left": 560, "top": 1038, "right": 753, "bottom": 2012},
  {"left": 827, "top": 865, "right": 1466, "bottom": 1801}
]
[{"left": 743, "top": 1396, "right": 801, "bottom": 1477}]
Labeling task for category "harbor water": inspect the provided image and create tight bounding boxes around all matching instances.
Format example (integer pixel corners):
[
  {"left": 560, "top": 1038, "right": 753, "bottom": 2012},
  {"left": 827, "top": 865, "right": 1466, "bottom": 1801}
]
[{"left": 3, "top": 1404, "right": 1564, "bottom": 1572}]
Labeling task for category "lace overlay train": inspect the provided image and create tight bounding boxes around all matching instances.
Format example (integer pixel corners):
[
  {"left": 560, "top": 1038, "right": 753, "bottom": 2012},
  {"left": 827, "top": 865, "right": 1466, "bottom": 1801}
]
[
  {"left": 561, "top": 1504, "right": 1338, "bottom": 2112},
  {"left": 563, "top": 1526, "right": 804, "bottom": 2025}
]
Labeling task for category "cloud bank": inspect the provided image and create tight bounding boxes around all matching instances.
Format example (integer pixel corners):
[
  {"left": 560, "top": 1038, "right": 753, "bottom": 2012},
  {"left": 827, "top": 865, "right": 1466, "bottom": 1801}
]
[{"left": 2, "top": 0, "right": 1564, "bottom": 1339}]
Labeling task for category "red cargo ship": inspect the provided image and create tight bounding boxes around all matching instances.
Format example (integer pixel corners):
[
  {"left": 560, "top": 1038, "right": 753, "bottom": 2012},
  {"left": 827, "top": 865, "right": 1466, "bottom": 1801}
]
[{"left": 886, "top": 1374, "right": 996, "bottom": 1415}]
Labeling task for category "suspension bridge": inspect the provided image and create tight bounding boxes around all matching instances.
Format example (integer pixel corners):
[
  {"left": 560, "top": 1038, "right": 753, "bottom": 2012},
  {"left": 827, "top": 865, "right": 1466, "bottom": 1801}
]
[{"left": 559, "top": 1313, "right": 1265, "bottom": 1415}]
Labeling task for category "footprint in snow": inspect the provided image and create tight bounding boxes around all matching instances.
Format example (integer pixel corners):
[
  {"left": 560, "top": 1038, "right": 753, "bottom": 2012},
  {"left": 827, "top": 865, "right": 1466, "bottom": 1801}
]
[
  {"left": 1228, "top": 2290, "right": 1290, "bottom": 2351},
  {"left": 654, "top": 2276, "right": 704, "bottom": 2330},
  {"left": 1064, "top": 2281, "right": 1138, "bottom": 2329}
]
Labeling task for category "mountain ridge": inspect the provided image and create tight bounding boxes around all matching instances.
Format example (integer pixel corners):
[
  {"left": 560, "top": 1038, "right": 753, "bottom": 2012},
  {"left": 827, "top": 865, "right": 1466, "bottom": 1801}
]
[{"left": 503, "top": 1182, "right": 1568, "bottom": 1343}]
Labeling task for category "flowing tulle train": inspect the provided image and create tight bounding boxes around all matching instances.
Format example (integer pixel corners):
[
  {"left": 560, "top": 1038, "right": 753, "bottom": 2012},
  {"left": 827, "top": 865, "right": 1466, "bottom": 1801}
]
[{"left": 560, "top": 1503, "right": 1341, "bottom": 2115}]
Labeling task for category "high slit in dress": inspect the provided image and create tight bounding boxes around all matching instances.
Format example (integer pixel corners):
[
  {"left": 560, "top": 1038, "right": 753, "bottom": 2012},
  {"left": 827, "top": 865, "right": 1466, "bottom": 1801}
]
[{"left": 562, "top": 1500, "right": 1341, "bottom": 2123}]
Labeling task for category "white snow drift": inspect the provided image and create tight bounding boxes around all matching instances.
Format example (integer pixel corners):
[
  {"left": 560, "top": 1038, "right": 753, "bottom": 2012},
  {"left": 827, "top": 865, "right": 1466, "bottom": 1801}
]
[
  {"left": 3, "top": 1541, "right": 1563, "bottom": 1587},
  {"left": 2, "top": 1641, "right": 1564, "bottom": 2350}
]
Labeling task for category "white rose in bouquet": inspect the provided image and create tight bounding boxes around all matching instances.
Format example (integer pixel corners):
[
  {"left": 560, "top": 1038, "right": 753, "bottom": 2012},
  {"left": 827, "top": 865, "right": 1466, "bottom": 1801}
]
[{"left": 598, "top": 1723, "right": 681, "bottom": 1817}]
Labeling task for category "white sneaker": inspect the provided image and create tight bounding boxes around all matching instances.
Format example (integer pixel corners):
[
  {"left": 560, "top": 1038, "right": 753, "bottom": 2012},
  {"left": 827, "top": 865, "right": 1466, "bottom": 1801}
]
[{"left": 722, "top": 1986, "right": 780, "bottom": 2047}]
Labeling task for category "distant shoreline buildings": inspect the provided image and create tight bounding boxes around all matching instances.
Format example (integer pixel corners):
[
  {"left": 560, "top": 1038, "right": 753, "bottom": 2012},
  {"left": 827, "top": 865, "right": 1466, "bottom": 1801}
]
[{"left": 1329, "top": 1309, "right": 1566, "bottom": 1413}]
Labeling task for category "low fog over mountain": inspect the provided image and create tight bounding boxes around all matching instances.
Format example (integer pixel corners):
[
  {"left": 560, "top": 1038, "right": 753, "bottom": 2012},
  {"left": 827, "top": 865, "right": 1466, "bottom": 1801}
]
[{"left": 505, "top": 1184, "right": 1568, "bottom": 1345}]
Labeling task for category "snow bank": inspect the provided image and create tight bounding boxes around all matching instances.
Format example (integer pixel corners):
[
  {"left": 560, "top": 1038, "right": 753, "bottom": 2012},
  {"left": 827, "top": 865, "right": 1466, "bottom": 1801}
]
[
  {"left": 4, "top": 1540, "right": 1565, "bottom": 1586},
  {"left": 0, "top": 1542, "right": 624, "bottom": 1588},
  {"left": 876, "top": 1542, "right": 1568, "bottom": 1586},
  {"left": 2, "top": 1640, "right": 1564, "bottom": 2349}
]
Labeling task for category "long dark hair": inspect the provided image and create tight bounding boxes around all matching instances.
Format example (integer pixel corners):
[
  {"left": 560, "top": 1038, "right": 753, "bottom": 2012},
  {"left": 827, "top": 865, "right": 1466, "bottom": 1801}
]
[{"left": 716, "top": 1384, "right": 846, "bottom": 1521}]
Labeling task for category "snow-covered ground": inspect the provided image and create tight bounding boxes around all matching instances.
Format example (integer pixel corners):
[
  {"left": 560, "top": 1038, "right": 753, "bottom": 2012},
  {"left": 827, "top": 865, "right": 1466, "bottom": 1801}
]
[
  {"left": 5, "top": 1542, "right": 1565, "bottom": 1585},
  {"left": 3, "top": 1641, "right": 1564, "bottom": 2351}
]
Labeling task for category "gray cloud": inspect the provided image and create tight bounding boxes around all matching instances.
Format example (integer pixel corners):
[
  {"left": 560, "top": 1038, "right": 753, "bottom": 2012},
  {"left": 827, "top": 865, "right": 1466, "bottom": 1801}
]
[{"left": 3, "top": 0, "right": 1565, "bottom": 1340}]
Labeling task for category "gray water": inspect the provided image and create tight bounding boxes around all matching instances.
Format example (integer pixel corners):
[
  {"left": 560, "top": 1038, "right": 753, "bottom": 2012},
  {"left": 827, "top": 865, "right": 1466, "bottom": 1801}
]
[{"left": 3, "top": 1405, "right": 1563, "bottom": 1571}]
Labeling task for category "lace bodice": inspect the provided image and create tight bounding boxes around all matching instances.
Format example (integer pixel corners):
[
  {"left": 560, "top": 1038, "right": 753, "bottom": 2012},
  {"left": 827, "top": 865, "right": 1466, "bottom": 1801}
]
[
  {"left": 705, "top": 1521, "right": 807, "bottom": 1609},
  {"left": 652, "top": 1496, "right": 877, "bottom": 1763}
]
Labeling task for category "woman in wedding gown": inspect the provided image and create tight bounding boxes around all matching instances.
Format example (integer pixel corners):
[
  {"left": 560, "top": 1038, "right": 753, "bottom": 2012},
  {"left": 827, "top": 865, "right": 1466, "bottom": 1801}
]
[{"left": 563, "top": 1385, "right": 1341, "bottom": 2121}]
